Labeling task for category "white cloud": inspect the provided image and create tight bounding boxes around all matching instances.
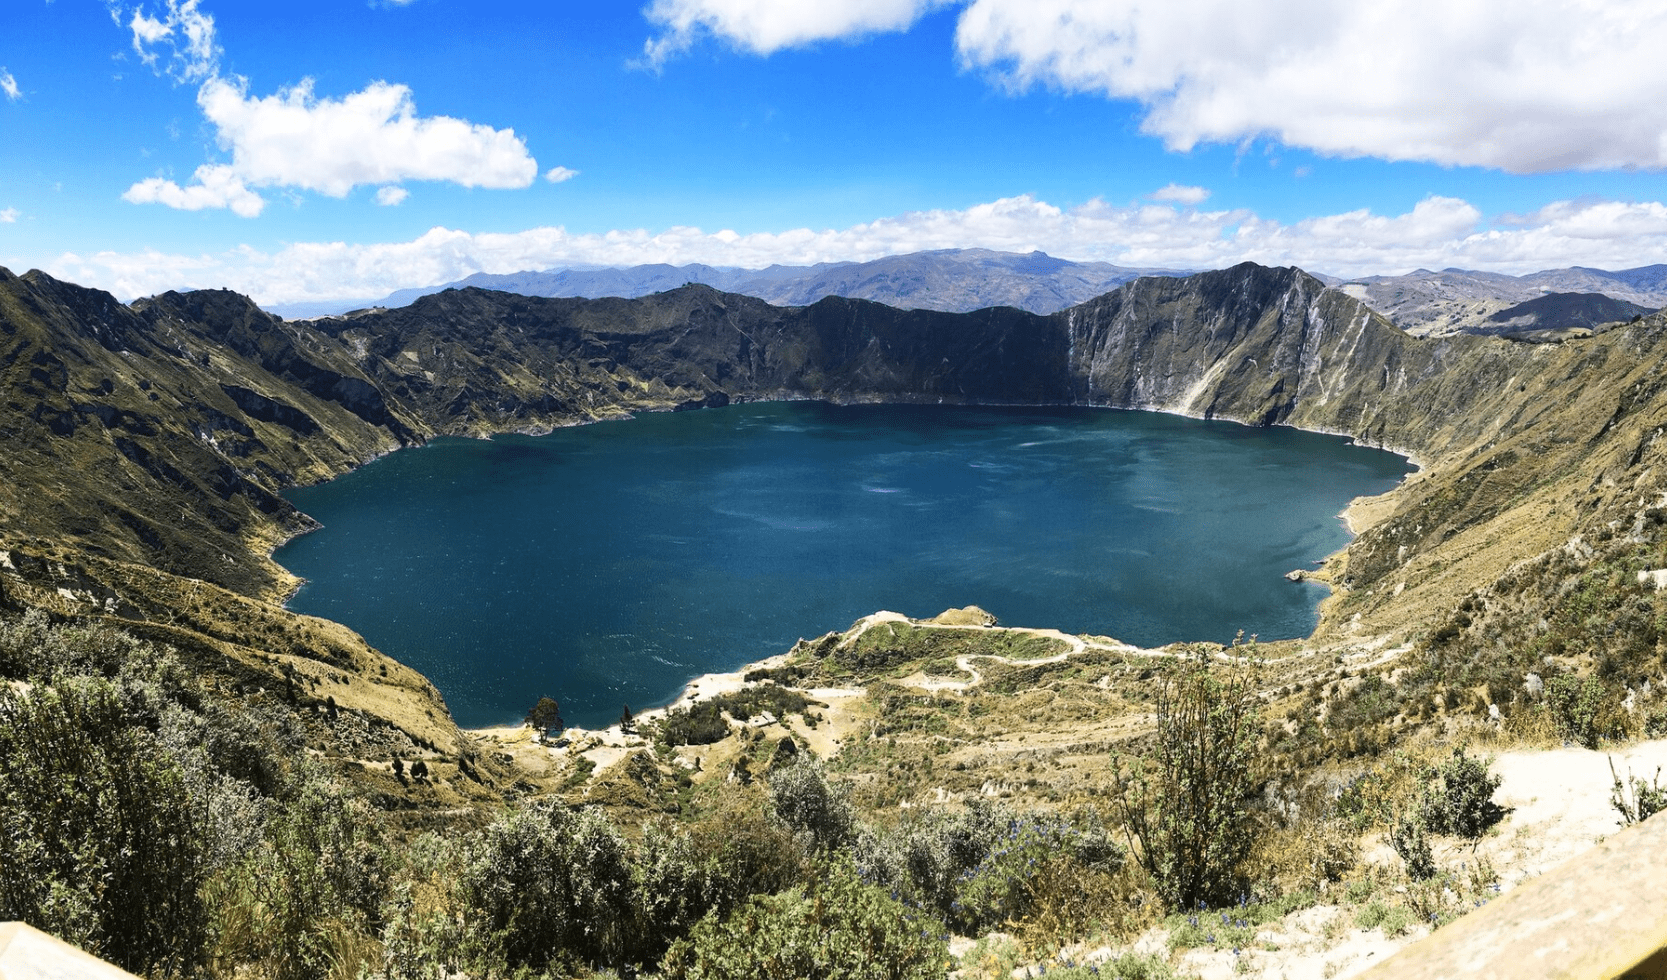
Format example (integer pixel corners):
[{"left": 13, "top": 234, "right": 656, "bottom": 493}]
[
  {"left": 51, "top": 193, "right": 1667, "bottom": 307},
  {"left": 125, "top": 76, "right": 538, "bottom": 216},
  {"left": 0, "top": 69, "right": 19, "bottom": 101},
  {"left": 544, "top": 166, "right": 580, "bottom": 184},
  {"left": 116, "top": 0, "right": 220, "bottom": 83},
  {"left": 1150, "top": 184, "right": 1209, "bottom": 205},
  {"left": 641, "top": 0, "right": 1667, "bottom": 173},
  {"left": 0, "top": 208, "right": 18, "bottom": 224},
  {"left": 122, "top": 163, "right": 265, "bottom": 216},
  {"left": 376, "top": 186, "right": 410, "bottom": 206},
  {"left": 953, "top": 0, "right": 1667, "bottom": 173},
  {"left": 642, "top": 0, "right": 951, "bottom": 65}
]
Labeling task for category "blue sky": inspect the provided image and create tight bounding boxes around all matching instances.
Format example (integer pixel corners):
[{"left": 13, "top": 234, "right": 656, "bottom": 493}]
[{"left": 3, "top": 0, "right": 1667, "bottom": 305}]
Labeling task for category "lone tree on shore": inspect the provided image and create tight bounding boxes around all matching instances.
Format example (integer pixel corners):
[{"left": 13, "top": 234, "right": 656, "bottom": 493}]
[
  {"left": 526, "top": 696, "right": 564, "bottom": 736},
  {"left": 620, "top": 704, "right": 635, "bottom": 734}
]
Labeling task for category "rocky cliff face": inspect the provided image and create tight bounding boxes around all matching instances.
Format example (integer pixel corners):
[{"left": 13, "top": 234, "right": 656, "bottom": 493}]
[{"left": 7, "top": 259, "right": 1667, "bottom": 779}]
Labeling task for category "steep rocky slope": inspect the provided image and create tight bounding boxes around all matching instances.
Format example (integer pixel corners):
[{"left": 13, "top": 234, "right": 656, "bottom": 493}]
[{"left": 7, "top": 259, "right": 1667, "bottom": 801}]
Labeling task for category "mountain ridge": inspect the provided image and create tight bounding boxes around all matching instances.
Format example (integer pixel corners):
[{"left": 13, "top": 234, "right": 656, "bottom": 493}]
[
  {"left": 265, "top": 251, "right": 1667, "bottom": 341},
  {"left": 267, "top": 248, "right": 1187, "bottom": 320}
]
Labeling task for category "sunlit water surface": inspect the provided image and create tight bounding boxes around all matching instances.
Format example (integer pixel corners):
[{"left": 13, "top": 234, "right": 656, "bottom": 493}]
[{"left": 276, "top": 403, "right": 1412, "bottom": 728}]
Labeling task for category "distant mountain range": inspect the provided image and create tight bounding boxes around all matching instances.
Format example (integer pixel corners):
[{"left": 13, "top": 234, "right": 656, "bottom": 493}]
[
  {"left": 262, "top": 251, "right": 1667, "bottom": 338},
  {"left": 1334, "top": 265, "right": 1667, "bottom": 336},
  {"left": 264, "top": 249, "right": 1187, "bottom": 320}
]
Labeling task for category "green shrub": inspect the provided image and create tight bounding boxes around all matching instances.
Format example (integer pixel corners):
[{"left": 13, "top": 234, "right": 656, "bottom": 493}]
[
  {"left": 1609, "top": 758, "right": 1667, "bottom": 826},
  {"left": 658, "top": 701, "right": 732, "bottom": 746},
  {"left": 1114, "top": 647, "right": 1261, "bottom": 910},
  {"left": 710, "top": 683, "right": 811, "bottom": 721},
  {"left": 631, "top": 820, "right": 753, "bottom": 967},
  {"left": 952, "top": 809, "right": 1122, "bottom": 933},
  {"left": 207, "top": 771, "right": 388, "bottom": 980},
  {"left": 364, "top": 879, "right": 502, "bottom": 980},
  {"left": 1546, "top": 673, "right": 1610, "bottom": 748},
  {"left": 1355, "top": 899, "right": 1417, "bottom": 936},
  {"left": 701, "top": 789, "right": 809, "bottom": 893},
  {"left": 853, "top": 799, "right": 1027, "bottom": 924},
  {"left": 768, "top": 757, "right": 855, "bottom": 852},
  {"left": 1389, "top": 812, "right": 1434, "bottom": 882},
  {"left": 459, "top": 800, "right": 635, "bottom": 974},
  {"left": 0, "top": 677, "right": 209, "bottom": 977},
  {"left": 1419, "top": 749, "right": 1503, "bottom": 839},
  {"left": 1646, "top": 705, "right": 1667, "bottom": 738},
  {"left": 660, "top": 859, "right": 947, "bottom": 980}
]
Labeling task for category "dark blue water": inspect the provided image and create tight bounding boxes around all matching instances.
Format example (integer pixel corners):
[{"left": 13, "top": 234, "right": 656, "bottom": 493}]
[{"left": 275, "top": 403, "right": 1412, "bottom": 728}]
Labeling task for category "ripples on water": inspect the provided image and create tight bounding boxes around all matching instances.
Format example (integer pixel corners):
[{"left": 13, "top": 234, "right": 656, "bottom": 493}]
[{"left": 276, "top": 403, "right": 1413, "bottom": 728}]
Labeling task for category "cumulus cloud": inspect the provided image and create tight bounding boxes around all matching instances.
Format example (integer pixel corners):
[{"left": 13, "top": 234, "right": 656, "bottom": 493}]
[
  {"left": 641, "top": 0, "right": 951, "bottom": 64},
  {"left": 643, "top": 0, "right": 1667, "bottom": 173},
  {"left": 115, "top": 0, "right": 220, "bottom": 83},
  {"left": 952, "top": 0, "right": 1667, "bottom": 173},
  {"left": 544, "top": 166, "right": 580, "bottom": 183},
  {"left": 50, "top": 193, "right": 1667, "bottom": 307},
  {"left": 1, "top": 69, "right": 19, "bottom": 101},
  {"left": 1150, "top": 184, "right": 1209, "bottom": 205},
  {"left": 125, "top": 76, "right": 538, "bottom": 216},
  {"left": 123, "top": 163, "right": 265, "bottom": 216},
  {"left": 375, "top": 186, "right": 410, "bottom": 206},
  {"left": 0, "top": 207, "right": 19, "bottom": 223}
]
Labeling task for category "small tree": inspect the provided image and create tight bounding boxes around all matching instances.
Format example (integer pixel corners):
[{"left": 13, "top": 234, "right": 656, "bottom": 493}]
[
  {"left": 1114, "top": 644, "right": 1261, "bottom": 910},
  {"left": 525, "top": 696, "right": 564, "bottom": 736},
  {"left": 620, "top": 704, "right": 635, "bottom": 734}
]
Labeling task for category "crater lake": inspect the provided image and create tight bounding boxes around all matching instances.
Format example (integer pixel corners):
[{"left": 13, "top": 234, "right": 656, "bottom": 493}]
[{"left": 274, "top": 402, "right": 1414, "bottom": 729}]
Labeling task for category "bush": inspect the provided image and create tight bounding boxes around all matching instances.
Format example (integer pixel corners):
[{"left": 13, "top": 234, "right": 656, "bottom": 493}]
[
  {"left": 1114, "top": 646, "right": 1261, "bottom": 910},
  {"left": 1609, "top": 758, "right": 1667, "bottom": 826},
  {"left": 659, "top": 859, "right": 947, "bottom": 980},
  {"left": 658, "top": 701, "right": 733, "bottom": 746},
  {"left": 1546, "top": 673, "right": 1610, "bottom": 748},
  {"left": 0, "top": 677, "right": 209, "bottom": 976},
  {"left": 954, "top": 809, "right": 1122, "bottom": 933},
  {"left": 1390, "top": 812, "right": 1435, "bottom": 882},
  {"left": 769, "top": 757, "right": 855, "bottom": 852},
  {"left": 459, "top": 800, "right": 636, "bottom": 974},
  {"left": 855, "top": 801, "right": 1125, "bottom": 936},
  {"left": 1419, "top": 749, "right": 1503, "bottom": 839},
  {"left": 855, "top": 800, "right": 1009, "bottom": 927},
  {"left": 207, "top": 771, "right": 388, "bottom": 980},
  {"left": 710, "top": 683, "right": 811, "bottom": 722},
  {"left": 364, "top": 879, "right": 502, "bottom": 980}
]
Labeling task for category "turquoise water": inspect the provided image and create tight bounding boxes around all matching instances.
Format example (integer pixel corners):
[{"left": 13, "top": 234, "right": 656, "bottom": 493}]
[{"left": 275, "top": 403, "right": 1412, "bottom": 729}]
